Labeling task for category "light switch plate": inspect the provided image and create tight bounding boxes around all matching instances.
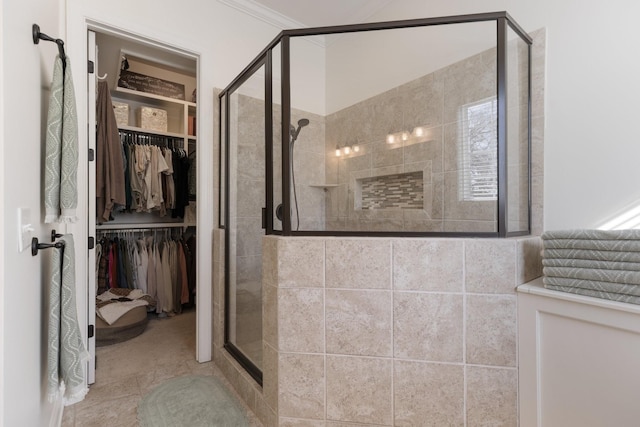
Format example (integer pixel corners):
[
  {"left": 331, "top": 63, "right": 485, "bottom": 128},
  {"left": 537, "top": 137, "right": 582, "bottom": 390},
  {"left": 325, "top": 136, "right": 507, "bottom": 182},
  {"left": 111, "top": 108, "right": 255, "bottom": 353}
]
[{"left": 18, "top": 207, "right": 33, "bottom": 253}]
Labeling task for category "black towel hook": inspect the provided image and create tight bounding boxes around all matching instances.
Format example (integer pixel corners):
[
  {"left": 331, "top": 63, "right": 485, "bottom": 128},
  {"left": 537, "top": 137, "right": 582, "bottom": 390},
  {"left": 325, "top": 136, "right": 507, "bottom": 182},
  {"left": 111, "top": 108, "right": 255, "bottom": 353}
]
[{"left": 32, "top": 23, "right": 66, "bottom": 62}]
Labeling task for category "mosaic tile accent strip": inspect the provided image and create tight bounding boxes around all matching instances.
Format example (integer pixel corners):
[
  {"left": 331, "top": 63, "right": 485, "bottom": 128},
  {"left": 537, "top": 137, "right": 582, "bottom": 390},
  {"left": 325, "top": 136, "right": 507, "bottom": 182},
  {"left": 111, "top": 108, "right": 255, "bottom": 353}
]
[{"left": 360, "top": 171, "right": 424, "bottom": 210}]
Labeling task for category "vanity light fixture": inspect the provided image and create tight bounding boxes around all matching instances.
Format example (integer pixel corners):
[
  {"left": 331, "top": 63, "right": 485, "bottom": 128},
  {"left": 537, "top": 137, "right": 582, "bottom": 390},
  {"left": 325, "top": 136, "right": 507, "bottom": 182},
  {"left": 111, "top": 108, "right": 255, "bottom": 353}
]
[{"left": 336, "top": 143, "right": 361, "bottom": 157}]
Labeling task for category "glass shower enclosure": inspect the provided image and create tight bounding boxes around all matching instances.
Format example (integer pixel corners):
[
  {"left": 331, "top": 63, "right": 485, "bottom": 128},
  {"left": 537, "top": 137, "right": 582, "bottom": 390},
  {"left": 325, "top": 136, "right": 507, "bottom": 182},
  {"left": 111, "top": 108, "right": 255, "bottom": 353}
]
[{"left": 219, "top": 12, "right": 532, "bottom": 383}]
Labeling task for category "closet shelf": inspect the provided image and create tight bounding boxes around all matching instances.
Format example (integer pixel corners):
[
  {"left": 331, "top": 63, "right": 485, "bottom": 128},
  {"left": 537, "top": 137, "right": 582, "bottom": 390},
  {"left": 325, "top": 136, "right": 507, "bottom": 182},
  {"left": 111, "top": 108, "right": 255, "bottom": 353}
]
[
  {"left": 118, "top": 124, "right": 188, "bottom": 140},
  {"left": 114, "top": 86, "right": 196, "bottom": 107}
]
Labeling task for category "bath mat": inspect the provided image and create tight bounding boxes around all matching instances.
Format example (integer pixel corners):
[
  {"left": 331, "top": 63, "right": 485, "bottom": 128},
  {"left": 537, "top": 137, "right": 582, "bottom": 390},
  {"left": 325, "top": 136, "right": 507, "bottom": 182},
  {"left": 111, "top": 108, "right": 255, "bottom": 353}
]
[{"left": 137, "top": 375, "right": 249, "bottom": 427}]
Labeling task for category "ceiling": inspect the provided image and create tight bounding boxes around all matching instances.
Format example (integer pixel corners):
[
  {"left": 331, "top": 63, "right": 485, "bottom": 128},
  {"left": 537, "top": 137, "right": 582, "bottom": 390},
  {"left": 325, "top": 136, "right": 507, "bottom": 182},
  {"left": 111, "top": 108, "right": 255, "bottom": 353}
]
[{"left": 219, "top": 0, "right": 394, "bottom": 29}]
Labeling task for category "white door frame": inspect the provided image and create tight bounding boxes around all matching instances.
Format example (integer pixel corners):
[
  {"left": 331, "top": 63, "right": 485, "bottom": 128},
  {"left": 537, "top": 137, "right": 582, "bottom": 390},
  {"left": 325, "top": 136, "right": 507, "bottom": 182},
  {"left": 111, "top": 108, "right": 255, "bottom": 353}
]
[{"left": 82, "top": 19, "right": 211, "bottom": 385}]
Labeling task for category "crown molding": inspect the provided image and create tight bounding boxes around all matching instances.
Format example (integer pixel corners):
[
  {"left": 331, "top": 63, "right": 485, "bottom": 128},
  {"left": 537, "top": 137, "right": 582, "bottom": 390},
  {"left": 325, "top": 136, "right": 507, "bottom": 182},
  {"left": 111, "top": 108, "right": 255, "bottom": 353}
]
[
  {"left": 218, "top": 0, "right": 394, "bottom": 47},
  {"left": 218, "top": 0, "right": 303, "bottom": 30},
  {"left": 218, "top": 0, "right": 330, "bottom": 47}
]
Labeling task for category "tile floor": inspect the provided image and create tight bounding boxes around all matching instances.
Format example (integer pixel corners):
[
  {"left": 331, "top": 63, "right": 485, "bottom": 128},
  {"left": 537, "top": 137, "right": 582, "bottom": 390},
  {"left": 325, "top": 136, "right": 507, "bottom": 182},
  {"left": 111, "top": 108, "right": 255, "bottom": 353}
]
[{"left": 62, "top": 309, "right": 263, "bottom": 426}]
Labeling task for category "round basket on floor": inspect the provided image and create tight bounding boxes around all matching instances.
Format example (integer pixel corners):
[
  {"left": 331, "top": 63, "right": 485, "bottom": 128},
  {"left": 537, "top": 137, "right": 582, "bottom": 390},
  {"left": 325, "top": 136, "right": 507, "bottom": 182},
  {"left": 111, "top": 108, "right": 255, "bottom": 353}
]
[{"left": 96, "top": 305, "right": 149, "bottom": 347}]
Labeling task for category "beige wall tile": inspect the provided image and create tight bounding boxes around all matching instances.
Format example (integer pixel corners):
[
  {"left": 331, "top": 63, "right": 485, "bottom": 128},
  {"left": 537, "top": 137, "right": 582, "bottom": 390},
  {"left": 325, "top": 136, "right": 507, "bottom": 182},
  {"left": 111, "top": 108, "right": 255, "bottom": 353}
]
[
  {"left": 326, "top": 289, "right": 392, "bottom": 357},
  {"left": 280, "top": 418, "right": 327, "bottom": 427},
  {"left": 263, "top": 283, "right": 277, "bottom": 348},
  {"left": 278, "top": 238, "right": 325, "bottom": 288},
  {"left": 531, "top": 174, "right": 544, "bottom": 236},
  {"left": 254, "top": 394, "right": 278, "bottom": 427},
  {"left": 393, "top": 239, "right": 463, "bottom": 291},
  {"left": 262, "top": 236, "right": 279, "bottom": 286},
  {"left": 400, "top": 73, "right": 444, "bottom": 130},
  {"left": 326, "top": 239, "right": 391, "bottom": 289},
  {"left": 466, "top": 295, "right": 517, "bottom": 367},
  {"left": 236, "top": 217, "right": 264, "bottom": 258},
  {"left": 263, "top": 343, "right": 278, "bottom": 412},
  {"left": 394, "top": 361, "right": 464, "bottom": 426},
  {"left": 326, "top": 356, "right": 392, "bottom": 425},
  {"left": 279, "top": 288, "right": 325, "bottom": 353},
  {"left": 279, "top": 353, "right": 325, "bottom": 419},
  {"left": 394, "top": 292, "right": 463, "bottom": 362},
  {"left": 517, "top": 237, "right": 543, "bottom": 284},
  {"left": 465, "top": 240, "right": 517, "bottom": 294},
  {"left": 466, "top": 366, "right": 518, "bottom": 426}
]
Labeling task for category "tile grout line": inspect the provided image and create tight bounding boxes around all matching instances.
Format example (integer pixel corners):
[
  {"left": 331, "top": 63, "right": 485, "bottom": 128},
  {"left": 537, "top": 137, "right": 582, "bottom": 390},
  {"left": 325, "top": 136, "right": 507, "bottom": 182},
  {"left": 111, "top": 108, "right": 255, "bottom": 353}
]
[{"left": 463, "top": 240, "right": 468, "bottom": 427}]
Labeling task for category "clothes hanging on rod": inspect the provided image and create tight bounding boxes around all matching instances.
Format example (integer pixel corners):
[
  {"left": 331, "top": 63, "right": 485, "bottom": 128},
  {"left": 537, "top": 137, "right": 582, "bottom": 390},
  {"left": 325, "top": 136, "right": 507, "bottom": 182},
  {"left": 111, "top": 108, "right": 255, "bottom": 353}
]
[
  {"left": 95, "top": 228, "right": 196, "bottom": 314},
  {"left": 121, "top": 130, "right": 191, "bottom": 218}
]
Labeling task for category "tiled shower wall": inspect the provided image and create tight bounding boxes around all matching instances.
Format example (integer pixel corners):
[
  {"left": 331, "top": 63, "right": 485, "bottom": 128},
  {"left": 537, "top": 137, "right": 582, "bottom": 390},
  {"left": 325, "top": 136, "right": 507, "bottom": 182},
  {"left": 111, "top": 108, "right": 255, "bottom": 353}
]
[
  {"left": 213, "top": 231, "right": 543, "bottom": 426},
  {"left": 324, "top": 28, "right": 541, "bottom": 233},
  {"left": 262, "top": 235, "right": 543, "bottom": 425}
]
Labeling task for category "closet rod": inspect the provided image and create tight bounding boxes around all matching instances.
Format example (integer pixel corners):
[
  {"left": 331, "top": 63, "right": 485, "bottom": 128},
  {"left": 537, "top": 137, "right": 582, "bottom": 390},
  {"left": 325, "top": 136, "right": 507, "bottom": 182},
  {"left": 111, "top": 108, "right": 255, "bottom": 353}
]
[
  {"left": 97, "top": 225, "right": 186, "bottom": 234},
  {"left": 96, "top": 222, "right": 191, "bottom": 230},
  {"left": 32, "top": 24, "right": 66, "bottom": 62}
]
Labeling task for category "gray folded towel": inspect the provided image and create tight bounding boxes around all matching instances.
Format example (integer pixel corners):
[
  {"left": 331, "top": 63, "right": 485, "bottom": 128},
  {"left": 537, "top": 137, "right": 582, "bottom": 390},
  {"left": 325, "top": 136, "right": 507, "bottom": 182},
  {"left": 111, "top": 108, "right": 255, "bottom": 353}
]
[
  {"left": 542, "top": 258, "right": 640, "bottom": 271},
  {"left": 543, "top": 238, "right": 640, "bottom": 252},
  {"left": 543, "top": 249, "right": 640, "bottom": 264},
  {"left": 542, "top": 229, "right": 640, "bottom": 241},
  {"left": 543, "top": 266, "right": 640, "bottom": 285},
  {"left": 543, "top": 276, "right": 640, "bottom": 297},
  {"left": 544, "top": 283, "right": 640, "bottom": 305}
]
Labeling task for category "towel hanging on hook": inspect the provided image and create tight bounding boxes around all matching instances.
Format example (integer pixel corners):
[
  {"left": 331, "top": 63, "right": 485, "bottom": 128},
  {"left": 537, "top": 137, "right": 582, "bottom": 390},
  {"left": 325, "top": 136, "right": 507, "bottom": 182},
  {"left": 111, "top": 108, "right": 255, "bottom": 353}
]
[{"left": 37, "top": 22, "right": 79, "bottom": 224}]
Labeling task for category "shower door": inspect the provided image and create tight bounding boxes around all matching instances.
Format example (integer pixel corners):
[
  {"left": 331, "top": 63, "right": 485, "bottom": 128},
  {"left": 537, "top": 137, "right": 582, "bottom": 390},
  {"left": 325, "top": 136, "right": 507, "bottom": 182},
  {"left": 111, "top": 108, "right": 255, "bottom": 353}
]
[{"left": 223, "top": 60, "right": 267, "bottom": 381}]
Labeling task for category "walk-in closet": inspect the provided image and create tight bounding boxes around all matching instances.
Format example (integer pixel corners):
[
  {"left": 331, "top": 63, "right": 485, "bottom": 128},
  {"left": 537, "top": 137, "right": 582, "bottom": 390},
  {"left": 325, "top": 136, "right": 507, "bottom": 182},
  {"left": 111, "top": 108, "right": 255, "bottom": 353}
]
[{"left": 88, "top": 29, "right": 198, "bottom": 384}]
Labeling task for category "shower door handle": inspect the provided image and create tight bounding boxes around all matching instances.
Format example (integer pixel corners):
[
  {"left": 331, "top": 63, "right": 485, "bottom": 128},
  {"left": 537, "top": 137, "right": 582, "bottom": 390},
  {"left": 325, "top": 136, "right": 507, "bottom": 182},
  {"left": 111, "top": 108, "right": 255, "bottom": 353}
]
[{"left": 261, "top": 207, "right": 266, "bottom": 229}]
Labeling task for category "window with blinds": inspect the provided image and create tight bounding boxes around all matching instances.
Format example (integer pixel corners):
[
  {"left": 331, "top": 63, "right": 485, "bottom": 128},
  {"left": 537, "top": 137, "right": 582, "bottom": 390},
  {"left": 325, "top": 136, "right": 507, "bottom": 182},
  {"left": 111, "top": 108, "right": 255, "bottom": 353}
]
[{"left": 459, "top": 97, "right": 498, "bottom": 201}]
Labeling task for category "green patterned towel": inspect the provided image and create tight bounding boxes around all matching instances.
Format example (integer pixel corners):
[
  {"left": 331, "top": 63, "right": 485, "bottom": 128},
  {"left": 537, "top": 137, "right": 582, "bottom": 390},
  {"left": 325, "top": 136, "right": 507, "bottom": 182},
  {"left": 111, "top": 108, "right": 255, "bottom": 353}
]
[
  {"left": 543, "top": 276, "right": 640, "bottom": 297},
  {"left": 47, "top": 235, "right": 89, "bottom": 404},
  {"left": 44, "top": 55, "right": 78, "bottom": 223},
  {"left": 542, "top": 229, "right": 640, "bottom": 240},
  {"left": 543, "top": 266, "right": 640, "bottom": 285},
  {"left": 542, "top": 257, "right": 640, "bottom": 271},
  {"left": 543, "top": 248, "right": 640, "bottom": 263},
  {"left": 544, "top": 283, "right": 640, "bottom": 305},
  {"left": 543, "top": 238, "right": 640, "bottom": 252}
]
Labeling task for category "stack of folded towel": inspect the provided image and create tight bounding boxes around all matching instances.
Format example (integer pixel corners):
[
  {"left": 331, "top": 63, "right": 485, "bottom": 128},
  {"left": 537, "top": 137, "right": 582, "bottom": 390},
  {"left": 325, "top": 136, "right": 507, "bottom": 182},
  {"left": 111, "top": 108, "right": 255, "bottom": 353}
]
[{"left": 542, "top": 229, "right": 640, "bottom": 305}]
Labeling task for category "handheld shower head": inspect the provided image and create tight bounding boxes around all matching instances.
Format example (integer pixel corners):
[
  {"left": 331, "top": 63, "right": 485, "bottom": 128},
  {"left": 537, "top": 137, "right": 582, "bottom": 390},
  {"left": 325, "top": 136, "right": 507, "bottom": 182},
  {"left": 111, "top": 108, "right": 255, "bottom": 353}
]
[{"left": 290, "top": 118, "right": 310, "bottom": 144}]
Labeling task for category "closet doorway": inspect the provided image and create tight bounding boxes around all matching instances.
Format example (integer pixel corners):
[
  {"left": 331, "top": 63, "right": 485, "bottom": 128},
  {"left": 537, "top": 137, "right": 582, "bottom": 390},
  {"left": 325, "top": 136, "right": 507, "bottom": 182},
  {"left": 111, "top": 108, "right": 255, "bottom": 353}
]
[{"left": 86, "top": 26, "right": 205, "bottom": 385}]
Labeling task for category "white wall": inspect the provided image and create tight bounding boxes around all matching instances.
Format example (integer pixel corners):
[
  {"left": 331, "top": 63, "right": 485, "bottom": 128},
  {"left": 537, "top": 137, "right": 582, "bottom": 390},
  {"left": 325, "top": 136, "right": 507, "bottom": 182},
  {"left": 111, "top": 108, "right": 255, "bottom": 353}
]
[{"left": 1, "top": 0, "right": 62, "bottom": 425}]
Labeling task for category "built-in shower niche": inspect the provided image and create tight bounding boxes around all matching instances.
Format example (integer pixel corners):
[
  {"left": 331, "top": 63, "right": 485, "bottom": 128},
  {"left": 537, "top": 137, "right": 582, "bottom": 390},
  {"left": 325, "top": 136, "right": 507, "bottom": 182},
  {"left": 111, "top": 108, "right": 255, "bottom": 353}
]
[{"left": 355, "top": 171, "right": 424, "bottom": 210}]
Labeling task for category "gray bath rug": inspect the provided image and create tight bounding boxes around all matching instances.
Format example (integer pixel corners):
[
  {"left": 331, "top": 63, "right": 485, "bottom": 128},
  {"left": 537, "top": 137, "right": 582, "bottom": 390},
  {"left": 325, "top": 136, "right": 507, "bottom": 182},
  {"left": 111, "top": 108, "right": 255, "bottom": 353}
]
[{"left": 137, "top": 375, "right": 249, "bottom": 427}]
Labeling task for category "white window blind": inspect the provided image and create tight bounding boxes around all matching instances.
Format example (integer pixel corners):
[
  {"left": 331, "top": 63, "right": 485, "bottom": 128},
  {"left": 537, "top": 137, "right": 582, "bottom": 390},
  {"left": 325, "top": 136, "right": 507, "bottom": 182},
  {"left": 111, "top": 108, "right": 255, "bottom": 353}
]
[{"left": 459, "top": 97, "right": 497, "bottom": 201}]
